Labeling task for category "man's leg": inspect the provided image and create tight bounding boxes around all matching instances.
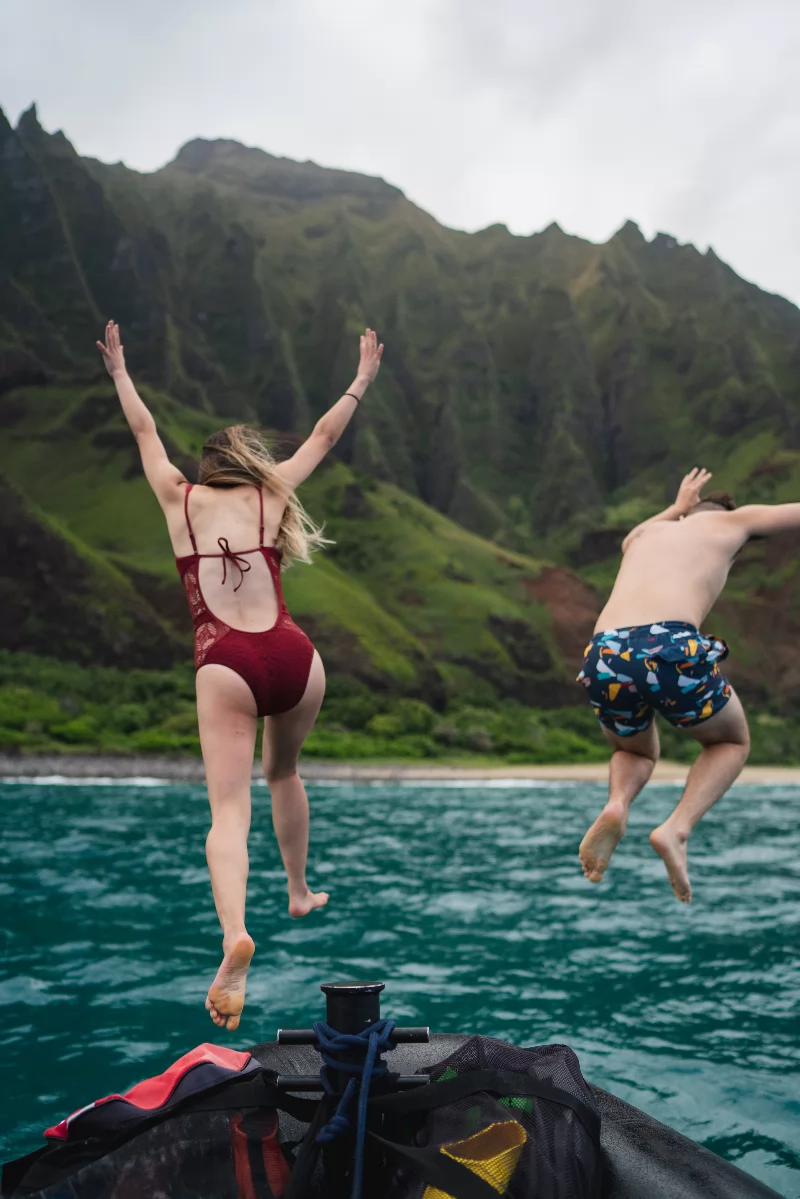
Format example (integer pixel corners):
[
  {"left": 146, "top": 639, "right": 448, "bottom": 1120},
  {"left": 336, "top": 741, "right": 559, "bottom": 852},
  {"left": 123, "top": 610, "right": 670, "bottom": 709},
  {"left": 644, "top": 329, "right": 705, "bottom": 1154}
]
[
  {"left": 579, "top": 720, "right": 661, "bottom": 883},
  {"left": 650, "top": 689, "right": 750, "bottom": 904}
]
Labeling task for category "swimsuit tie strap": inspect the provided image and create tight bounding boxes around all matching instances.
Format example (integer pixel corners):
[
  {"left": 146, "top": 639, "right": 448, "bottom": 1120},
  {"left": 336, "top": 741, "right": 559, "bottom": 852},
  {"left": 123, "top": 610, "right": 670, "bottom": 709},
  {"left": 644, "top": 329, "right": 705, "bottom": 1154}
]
[
  {"left": 217, "top": 538, "right": 252, "bottom": 592},
  {"left": 183, "top": 484, "right": 197, "bottom": 553}
]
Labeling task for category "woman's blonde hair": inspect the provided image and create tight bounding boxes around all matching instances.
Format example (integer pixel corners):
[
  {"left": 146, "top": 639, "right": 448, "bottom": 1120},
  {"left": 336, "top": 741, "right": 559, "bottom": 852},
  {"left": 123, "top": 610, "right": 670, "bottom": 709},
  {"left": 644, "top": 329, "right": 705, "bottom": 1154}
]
[{"left": 197, "top": 425, "right": 330, "bottom": 567}]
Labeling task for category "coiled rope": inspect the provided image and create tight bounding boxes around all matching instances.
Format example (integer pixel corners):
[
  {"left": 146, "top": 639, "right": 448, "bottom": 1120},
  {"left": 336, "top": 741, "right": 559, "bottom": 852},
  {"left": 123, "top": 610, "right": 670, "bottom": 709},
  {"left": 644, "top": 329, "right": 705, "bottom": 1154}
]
[{"left": 314, "top": 1018, "right": 397, "bottom": 1199}]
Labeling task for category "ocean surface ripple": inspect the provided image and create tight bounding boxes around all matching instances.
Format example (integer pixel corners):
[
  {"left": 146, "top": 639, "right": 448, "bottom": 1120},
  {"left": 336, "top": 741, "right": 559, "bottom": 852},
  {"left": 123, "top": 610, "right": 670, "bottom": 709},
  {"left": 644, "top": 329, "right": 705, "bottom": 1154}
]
[{"left": 1, "top": 778, "right": 798, "bottom": 1195}]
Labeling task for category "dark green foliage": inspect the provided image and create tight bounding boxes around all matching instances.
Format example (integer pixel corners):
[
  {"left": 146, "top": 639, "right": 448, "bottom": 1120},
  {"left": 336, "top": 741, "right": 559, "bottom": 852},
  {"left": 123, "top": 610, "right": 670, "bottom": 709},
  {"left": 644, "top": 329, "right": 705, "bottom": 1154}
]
[
  {"left": 0, "top": 474, "right": 184, "bottom": 668},
  {"left": 1, "top": 650, "right": 799, "bottom": 763},
  {"left": 0, "top": 651, "right": 199, "bottom": 753}
]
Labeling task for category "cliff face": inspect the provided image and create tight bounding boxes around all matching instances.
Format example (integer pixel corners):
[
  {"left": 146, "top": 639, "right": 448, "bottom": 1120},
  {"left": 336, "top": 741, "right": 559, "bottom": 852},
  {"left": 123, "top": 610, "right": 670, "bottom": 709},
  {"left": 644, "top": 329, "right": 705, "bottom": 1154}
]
[
  {"left": 0, "top": 475, "right": 184, "bottom": 668},
  {"left": 2, "top": 105, "right": 800, "bottom": 709}
]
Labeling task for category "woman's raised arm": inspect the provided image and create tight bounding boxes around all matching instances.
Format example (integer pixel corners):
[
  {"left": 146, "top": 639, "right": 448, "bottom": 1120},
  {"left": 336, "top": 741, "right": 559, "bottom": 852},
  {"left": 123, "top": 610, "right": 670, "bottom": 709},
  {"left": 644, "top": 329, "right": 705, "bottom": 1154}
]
[
  {"left": 97, "top": 321, "right": 186, "bottom": 505},
  {"left": 275, "top": 328, "right": 383, "bottom": 489}
]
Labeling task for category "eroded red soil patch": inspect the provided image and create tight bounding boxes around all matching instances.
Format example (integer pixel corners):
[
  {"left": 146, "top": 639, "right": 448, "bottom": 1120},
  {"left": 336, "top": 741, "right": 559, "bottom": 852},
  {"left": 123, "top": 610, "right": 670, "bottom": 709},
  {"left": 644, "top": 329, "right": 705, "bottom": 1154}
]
[{"left": 523, "top": 567, "right": 601, "bottom": 672}]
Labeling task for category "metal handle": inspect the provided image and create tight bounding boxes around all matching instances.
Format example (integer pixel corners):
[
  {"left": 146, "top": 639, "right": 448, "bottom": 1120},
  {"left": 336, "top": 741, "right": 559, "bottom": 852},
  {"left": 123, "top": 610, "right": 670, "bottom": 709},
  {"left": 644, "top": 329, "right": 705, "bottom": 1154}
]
[
  {"left": 277, "top": 1026, "right": 430, "bottom": 1045},
  {"left": 276, "top": 1073, "right": 430, "bottom": 1091},
  {"left": 392, "top": 1027, "right": 430, "bottom": 1043}
]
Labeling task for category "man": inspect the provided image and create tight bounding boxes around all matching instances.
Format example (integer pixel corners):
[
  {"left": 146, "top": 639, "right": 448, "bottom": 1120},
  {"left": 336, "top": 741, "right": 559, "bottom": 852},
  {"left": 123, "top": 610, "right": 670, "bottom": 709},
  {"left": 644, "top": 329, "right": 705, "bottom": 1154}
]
[{"left": 577, "top": 467, "right": 800, "bottom": 903}]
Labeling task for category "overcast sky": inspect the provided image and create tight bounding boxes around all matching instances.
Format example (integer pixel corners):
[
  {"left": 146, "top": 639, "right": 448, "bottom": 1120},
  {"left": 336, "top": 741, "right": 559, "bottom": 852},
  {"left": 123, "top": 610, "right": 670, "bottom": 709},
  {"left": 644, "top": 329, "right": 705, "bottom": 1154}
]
[{"left": 3, "top": 0, "right": 799, "bottom": 303}]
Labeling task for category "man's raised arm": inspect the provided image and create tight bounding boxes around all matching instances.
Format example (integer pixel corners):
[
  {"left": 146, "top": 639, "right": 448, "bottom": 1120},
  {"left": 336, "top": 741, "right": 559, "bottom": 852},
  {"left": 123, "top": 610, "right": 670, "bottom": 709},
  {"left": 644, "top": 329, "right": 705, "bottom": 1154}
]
[{"left": 733, "top": 503, "right": 800, "bottom": 538}]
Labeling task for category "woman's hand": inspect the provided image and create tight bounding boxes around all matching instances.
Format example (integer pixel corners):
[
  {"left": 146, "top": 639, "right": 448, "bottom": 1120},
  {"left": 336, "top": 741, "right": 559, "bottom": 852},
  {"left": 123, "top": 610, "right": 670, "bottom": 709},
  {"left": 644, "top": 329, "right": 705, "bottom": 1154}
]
[
  {"left": 96, "top": 320, "right": 127, "bottom": 378},
  {"left": 675, "top": 467, "right": 712, "bottom": 514},
  {"left": 274, "top": 327, "right": 385, "bottom": 488},
  {"left": 356, "top": 327, "right": 384, "bottom": 385}
]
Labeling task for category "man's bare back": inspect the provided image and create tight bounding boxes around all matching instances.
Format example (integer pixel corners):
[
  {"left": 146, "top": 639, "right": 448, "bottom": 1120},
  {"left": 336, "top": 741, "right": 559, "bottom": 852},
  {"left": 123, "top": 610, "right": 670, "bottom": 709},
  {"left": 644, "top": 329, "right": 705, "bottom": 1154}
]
[
  {"left": 595, "top": 512, "right": 746, "bottom": 633},
  {"left": 596, "top": 470, "right": 800, "bottom": 633}
]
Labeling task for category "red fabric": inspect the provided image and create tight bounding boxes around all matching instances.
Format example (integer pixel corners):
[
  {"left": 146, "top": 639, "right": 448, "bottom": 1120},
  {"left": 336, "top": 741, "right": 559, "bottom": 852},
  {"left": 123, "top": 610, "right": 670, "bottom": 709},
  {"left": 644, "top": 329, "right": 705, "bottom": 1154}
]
[
  {"left": 231, "top": 1115, "right": 258, "bottom": 1199},
  {"left": 230, "top": 1111, "right": 291, "bottom": 1198},
  {"left": 175, "top": 485, "right": 315, "bottom": 717},
  {"left": 120, "top": 1044, "right": 250, "bottom": 1108},
  {"left": 45, "top": 1045, "right": 251, "bottom": 1139}
]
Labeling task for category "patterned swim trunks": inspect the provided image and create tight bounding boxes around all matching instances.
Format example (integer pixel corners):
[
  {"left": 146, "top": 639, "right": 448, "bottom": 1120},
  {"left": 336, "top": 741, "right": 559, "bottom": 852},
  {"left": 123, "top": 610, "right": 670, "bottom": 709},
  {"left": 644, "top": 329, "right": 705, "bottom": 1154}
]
[{"left": 577, "top": 621, "right": 732, "bottom": 737}]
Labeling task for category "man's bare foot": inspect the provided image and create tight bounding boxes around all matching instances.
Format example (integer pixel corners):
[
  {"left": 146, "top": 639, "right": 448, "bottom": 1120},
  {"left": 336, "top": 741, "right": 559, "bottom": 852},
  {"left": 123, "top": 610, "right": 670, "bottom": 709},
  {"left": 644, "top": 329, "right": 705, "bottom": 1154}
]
[
  {"left": 288, "top": 889, "right": 329, "bottom": 918},
  {"left": 649, "top": 825, "right": 692, "bottom": 903},
  {"left": 579, "top": 801, "right": 628, "bottom": 883},
  {"left": 205, "top": 932, "right": 255, "bottom": 1031}
]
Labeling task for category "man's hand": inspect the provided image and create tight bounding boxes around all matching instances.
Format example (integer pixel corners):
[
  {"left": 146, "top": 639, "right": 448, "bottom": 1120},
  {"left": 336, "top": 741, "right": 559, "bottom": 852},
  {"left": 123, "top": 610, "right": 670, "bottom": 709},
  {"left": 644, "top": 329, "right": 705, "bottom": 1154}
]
[
  {"left": 622, "top": 465, "right": 713, "bottom": 552},
  {"left": 675, "top": 467, "right": 712, "bottom": 515},
  {"left": 96, "top": 320, "right": 127, "bottom": 377}
]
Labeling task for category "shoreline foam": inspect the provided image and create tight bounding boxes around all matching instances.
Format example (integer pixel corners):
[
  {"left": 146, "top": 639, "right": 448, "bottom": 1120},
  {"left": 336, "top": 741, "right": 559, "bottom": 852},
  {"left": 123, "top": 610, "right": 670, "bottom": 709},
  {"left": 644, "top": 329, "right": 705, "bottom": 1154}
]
[{"left": 1, "top": 753, "right": 798, "bottom": 785}]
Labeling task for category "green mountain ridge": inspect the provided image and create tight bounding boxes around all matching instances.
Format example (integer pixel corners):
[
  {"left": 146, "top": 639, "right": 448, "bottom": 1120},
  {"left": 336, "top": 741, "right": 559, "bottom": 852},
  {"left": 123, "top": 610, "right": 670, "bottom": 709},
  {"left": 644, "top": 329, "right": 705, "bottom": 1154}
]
[{"left": 3, "top": 104, "right": 800, "bottom": 760}]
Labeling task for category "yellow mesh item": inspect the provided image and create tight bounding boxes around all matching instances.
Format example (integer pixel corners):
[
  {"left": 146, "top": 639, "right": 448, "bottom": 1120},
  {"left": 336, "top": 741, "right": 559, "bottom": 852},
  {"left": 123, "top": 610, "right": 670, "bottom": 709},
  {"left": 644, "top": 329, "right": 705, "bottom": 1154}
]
[{"left": 422, "top": 1120, "right": 527, "bottom": 1199}]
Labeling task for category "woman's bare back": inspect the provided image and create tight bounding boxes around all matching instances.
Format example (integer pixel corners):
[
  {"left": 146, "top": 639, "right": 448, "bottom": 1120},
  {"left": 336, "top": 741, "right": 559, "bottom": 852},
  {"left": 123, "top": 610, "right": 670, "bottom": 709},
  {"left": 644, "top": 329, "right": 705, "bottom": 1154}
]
[{"left": 170, "top": 483, "right": 287, "bottom": 632}]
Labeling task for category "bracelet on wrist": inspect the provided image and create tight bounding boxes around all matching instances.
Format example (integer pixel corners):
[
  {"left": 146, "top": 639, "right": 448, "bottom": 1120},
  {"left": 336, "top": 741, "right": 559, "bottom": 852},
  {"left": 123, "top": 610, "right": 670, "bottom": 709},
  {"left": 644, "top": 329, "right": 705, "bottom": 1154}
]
[{"left": 344, "top": 392, "right": 361, "bottom": 404}]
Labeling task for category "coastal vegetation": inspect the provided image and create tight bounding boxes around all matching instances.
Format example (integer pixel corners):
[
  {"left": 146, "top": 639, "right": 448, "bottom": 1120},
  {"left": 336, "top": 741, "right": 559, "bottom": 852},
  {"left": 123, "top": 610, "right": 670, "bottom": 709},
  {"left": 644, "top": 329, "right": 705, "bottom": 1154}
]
[{"left": 4, "top": 651, "right": 800, "bottom": 766}]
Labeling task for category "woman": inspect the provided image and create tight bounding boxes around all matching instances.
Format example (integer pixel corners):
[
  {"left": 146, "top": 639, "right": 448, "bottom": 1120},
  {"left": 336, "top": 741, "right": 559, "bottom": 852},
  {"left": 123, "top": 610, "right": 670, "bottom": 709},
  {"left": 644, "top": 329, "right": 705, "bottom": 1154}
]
[{"left": 96, "top": 321, "right": 383, "bottom": 1030}]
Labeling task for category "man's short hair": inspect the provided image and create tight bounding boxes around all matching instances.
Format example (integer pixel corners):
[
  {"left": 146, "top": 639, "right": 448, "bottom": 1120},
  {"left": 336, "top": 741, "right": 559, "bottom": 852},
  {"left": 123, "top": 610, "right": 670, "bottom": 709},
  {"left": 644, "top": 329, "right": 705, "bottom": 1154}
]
[{"left": 695, "top": 490, "right": 736, "bottom": 512}]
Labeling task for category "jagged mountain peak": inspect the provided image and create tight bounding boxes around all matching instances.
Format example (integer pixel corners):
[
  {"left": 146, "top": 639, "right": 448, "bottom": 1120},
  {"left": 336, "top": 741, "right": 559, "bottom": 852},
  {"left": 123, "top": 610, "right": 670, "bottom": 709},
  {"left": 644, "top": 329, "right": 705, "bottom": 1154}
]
[
  {"left": 165, "top": 135, "right": 404, "bottom": 207},
  {"left": 15, "top": 102, "right": 41, "bottom": 136},
  {"left": 611, "top": 218, "right": 646, "bottom": 244},
  {"left": 653, "top": 231, "right": 681, "bottom": 250},
  {"left": 12, "top": 103, "right": 79, "bottom": 161},
  {"left": 475, "top": 221, "right": 511, "bottom": 237}
]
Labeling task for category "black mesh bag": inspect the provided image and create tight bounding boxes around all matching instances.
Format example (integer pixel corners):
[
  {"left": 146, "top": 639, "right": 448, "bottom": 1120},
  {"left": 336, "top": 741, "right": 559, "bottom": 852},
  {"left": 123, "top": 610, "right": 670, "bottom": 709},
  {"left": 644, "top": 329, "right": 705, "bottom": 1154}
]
[
  {"left": 1, "top": 1072, "right": 314, "bottom": 1199},
  {"left": 374, "top": 1035, "right": 602, "bottom": 1199},
  {"left": 7, "top": 1110, "right": 292, "bottom": 1199}
]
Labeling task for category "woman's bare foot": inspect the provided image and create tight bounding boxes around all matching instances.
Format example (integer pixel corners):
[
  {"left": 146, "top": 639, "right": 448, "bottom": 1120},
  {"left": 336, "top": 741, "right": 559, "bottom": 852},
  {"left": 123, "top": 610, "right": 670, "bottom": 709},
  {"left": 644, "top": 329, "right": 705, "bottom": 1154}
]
[
  {"left": 288, "top": 888, "right": 329, "bottom": 918},
  {"left": 649, "top": 825, "right": 692, "bottom": 903},
  {"left": 205, "top": 932, "right": 255, "bottom": 1030},
  {"left": 579, "top": 801, "right": 628, "bottom": 883}
]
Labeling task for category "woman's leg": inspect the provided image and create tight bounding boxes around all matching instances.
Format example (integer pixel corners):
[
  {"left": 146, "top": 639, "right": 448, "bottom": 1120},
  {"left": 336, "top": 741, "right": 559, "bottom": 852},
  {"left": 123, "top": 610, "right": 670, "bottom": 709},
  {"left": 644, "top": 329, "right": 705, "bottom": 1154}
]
[
  {"left": 262, "top": 651, "right": 328, "bottom": 917},
  {"left": 196, "top": 663, "right": 258, "bottom": 1030}
]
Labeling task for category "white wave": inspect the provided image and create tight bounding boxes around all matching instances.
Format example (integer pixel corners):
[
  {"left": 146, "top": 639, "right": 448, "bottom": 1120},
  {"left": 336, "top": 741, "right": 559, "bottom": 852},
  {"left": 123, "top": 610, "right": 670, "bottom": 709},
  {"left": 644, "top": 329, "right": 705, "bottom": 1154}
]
[
  {"left": 308, "top": 777, "right": 585, "bottom": 790},
  {"left": 0, "top": 775, "right": 178, "bottom": 787}
]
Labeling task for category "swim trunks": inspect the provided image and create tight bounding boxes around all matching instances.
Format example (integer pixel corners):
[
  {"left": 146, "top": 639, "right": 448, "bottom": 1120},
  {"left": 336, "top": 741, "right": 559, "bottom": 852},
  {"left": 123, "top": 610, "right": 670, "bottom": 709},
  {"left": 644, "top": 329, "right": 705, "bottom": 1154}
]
[{"left": 577, "top": 621, "right": 732, "bottom": 737}]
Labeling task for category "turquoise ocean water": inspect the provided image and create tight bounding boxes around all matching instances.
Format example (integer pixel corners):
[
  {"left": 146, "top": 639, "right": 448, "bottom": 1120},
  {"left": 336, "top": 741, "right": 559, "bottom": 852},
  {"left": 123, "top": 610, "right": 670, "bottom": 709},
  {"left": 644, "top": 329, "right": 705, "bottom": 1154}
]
[{"left": 1, "top": 777, "right": 798, "bottom": 1195}]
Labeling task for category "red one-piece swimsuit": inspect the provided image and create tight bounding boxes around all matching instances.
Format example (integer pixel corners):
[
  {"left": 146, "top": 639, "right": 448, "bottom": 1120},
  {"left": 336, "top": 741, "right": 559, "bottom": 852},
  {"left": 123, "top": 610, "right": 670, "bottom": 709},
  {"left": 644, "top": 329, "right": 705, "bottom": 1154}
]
[{"left": 175, "top": 484, "right": 315, "bottom": 717}]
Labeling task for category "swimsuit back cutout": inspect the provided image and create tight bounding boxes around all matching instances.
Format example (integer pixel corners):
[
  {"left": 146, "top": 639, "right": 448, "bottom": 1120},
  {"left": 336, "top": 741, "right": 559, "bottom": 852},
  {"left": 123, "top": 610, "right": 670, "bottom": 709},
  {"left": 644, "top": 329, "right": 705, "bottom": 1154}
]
[
  {"left": 174, "top": 484, "right": 314, "bottom": 717},
  {"left": 182, "top": 482, "right": 268, "bottom": 590},
  {"left": 176, "top": 482, "right": 287, "bottom": 653}
]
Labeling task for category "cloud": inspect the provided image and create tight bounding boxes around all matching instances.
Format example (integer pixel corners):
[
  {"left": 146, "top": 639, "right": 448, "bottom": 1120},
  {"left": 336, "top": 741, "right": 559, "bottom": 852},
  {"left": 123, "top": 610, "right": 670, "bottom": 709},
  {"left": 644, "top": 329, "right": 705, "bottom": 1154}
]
[{"left": 2, "top": 0, "right": 799, "bottom": 303}]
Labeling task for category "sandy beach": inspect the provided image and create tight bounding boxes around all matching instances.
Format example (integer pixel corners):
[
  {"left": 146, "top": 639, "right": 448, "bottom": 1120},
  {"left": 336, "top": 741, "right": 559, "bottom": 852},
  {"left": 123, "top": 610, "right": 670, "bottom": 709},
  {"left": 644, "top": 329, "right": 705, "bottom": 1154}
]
[{"left": 1, "top": 753, "right": 799, "bottom": 785}]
